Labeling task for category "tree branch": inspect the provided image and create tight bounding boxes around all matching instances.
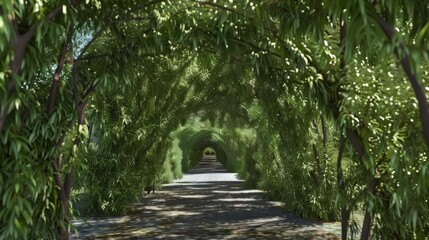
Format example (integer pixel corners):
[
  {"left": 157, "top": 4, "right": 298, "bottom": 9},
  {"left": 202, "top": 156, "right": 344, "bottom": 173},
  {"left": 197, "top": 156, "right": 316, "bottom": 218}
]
[
  {"left": 11, "top": 5, "right": 62, "bottom": 74},
  {"left": 376, "top": 15, "right": 429, "bottom": 150},
  {"left": 0, "top": 4, "right": 70, "bottom": 133},
  {"left": 194, "top": 0, "right": 236, "bottom": 12},
  {"left": 347, "top": 128, "right": 365, "bottom": 159},
  {"left": 320, "top": 114, "right": 327, "bottom": 148},
  {"left": 48, "top": 26, "right": 74, "bottom": 116}
]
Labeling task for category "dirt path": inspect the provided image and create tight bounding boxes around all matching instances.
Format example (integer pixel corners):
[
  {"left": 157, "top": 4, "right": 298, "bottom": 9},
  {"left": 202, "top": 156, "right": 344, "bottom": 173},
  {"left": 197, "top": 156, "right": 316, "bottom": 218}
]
[{"left": 72, "top": 156, "right": 341, "bottom": 239}]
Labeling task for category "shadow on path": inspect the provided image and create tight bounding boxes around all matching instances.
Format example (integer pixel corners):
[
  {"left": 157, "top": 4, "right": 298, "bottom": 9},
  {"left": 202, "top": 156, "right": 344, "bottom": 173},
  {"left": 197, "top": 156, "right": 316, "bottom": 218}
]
[{"left": 72, "top": 156, "right": 340, "bottom": 239}]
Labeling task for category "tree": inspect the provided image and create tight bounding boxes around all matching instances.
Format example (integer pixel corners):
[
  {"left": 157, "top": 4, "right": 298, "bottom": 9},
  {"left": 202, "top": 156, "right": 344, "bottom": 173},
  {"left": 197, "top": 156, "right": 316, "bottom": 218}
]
[{"left": 1, "top": 1, "right": 429, "bottom": 239}]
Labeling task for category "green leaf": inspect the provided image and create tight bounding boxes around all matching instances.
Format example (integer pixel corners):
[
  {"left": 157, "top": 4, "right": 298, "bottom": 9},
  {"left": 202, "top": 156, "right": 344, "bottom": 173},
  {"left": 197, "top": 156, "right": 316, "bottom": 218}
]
[{"left": 417, "top": 21, "right": 429, "bottom": 46}]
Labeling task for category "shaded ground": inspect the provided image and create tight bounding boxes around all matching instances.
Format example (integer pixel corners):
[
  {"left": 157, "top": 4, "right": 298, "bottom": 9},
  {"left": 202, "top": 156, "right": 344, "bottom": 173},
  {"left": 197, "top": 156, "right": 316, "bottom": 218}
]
[{"left": 72, "top": 156, "right": 341, "bottom": 239}]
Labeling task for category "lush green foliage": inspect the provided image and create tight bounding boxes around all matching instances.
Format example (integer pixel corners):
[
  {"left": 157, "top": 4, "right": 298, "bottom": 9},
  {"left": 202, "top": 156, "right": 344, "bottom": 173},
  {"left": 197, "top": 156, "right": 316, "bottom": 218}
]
[
  {"left": 177, "top": 118, "right": 254, "bottom": 173},
  {"left": 78, "top": 55, "right": 202, "bottom": 214},
  {"left": 1, "top": 0, "right": 429, "bottom": 239}
]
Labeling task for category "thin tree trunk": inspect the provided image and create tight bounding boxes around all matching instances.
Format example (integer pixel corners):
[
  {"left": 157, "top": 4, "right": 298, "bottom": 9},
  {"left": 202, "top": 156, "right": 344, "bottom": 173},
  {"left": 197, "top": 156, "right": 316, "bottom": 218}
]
[
  {"left": 337, "top": 18, "right": 353, "bottom": 240},
  {"left": 347, "top": 128, "right": 375, "bottom": 240},
  {"left": 346, "top": 129, "right": 364, "bottom": 158},
  {"left": 361, "top": 176, "right": 376, "bottom": 240},
  {"left": 53, "top": 153, "right": 72, "bottom": 240},
  {"left": 337, "top": 135, "right": 350, "bottom": 239},
  {"left": 312, "top": 143, "right": 322, "bottom": 180},
  {"left": 43, "top": 25, "right": 75, "bottom": 240},
  {"left": 320, "top": 114, "right": 327, "bottom": 148},
  {"left": 57, "top": 100, "right": 89, "bottom": 240}
]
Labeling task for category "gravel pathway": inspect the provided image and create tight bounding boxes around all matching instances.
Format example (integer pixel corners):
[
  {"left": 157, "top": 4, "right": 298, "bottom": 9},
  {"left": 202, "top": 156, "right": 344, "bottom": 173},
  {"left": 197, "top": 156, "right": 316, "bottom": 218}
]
[{"left": 72, "top": 156, "right": 341, "bottom": 239}]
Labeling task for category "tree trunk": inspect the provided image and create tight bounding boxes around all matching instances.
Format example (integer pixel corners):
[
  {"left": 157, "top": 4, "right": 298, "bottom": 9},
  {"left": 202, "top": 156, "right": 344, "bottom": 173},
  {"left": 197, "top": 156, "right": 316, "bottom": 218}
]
[
  {"left": 347, "top": 128, "right": 376, "bottom": 239},
  {"left": 44, "top": 26, "right": 75, "bottom": 240},
  {"left": 337, "top": 136, "right": 350, "bottom": 239},
  {"left": 320, "top": 114, "right": 327, "bottom": 148},
  {"left": 361, "top": 176, "right": 377, "bottom": 240},
  {"left": 55, "top": 100, "right": 88, "bottom": 240},
  {"left": 312, "top": 143, "right": 322, "bottom": 183}
]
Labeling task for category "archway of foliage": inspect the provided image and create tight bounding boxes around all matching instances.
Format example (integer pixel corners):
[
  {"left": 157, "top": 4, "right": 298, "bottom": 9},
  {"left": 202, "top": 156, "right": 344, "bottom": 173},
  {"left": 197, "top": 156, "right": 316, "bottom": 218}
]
[
  {"left": 181, "top": 129, "right": 230, "bottom": 171},
  {"left": 2, "top": 1, "right": 429, "bottom": 239},
  {"left": 73, "top": 51, "right": 255, "bottom": 216},
  {"left": 189, "top": 132, "right": 230, "bottom": 169},
  {"left": 71, "top": 50, "right": 256, "bottom": 218},
  {"left": 177, "top": 119, "right": 253, "bottom": 173}
]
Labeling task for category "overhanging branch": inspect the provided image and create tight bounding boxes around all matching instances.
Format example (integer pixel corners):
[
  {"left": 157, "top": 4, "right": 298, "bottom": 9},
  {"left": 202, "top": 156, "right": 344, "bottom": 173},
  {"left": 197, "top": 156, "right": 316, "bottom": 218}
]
[{"left": 376, "top": 15, "right": 429, "bottom": 150}]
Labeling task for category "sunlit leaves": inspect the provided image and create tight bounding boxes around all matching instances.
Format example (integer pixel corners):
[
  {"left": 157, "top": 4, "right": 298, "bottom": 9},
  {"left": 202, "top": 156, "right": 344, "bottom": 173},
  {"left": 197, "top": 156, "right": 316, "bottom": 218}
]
[{"left": 2, "top": 0, "right": 429, "bottom": 238}]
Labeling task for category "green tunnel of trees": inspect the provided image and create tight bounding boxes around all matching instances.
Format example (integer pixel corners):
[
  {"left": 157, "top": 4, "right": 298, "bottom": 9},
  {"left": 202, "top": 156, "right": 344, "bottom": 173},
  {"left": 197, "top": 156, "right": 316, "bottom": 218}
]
[
  {"left": 181, "top": 130, "right": 231, "bottom": 170},
  {"left": 1, "top": 1, "right": 429, "bottom": 239}
]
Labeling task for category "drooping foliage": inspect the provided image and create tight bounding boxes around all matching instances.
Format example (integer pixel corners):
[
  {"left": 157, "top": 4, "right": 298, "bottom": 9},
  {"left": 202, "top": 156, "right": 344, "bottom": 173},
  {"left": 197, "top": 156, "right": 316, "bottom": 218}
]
[
  {"left": 1, "top": 0, "right": 429, "bottom": 239},
  {"left": 77, "top": 55, "right": 196, "bottom": 215},
  {"left": 76, "top": 52, "right": 255, "bottom": 215}
]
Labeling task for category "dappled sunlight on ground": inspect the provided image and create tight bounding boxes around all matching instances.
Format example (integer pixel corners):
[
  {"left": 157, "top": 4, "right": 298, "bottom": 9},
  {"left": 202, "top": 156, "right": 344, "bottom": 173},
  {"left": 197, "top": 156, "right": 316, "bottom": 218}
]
[{"left": 72, "top": 156, "right": 340, "bottom": 239}]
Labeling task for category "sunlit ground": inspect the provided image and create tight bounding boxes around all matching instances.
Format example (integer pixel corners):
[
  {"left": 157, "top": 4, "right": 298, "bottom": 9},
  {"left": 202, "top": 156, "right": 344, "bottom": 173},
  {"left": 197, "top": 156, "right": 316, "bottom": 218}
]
[{"left": 72, "top": 156, "right": 341, "bottom": 239}]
